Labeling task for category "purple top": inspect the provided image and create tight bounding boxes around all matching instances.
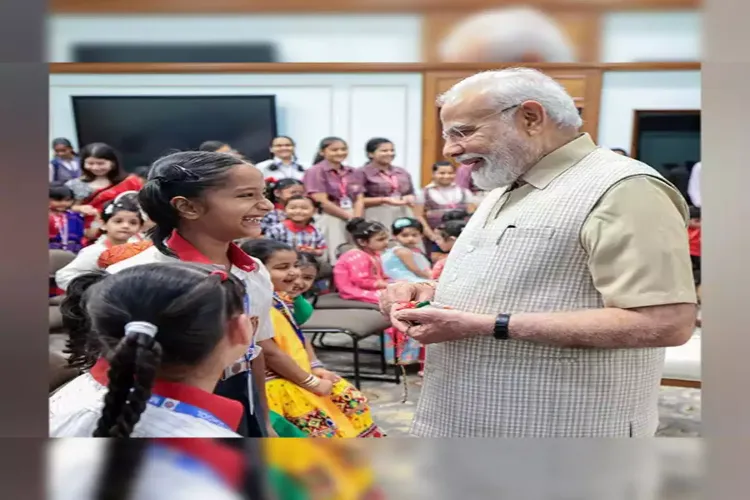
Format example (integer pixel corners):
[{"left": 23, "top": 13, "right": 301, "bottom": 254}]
[
  {"left": 455, "top": 164, "right": 481, "bottom": 193},
  {"left": 302, "top": 160, "right": 363, "bottom": 204},
  {"left": 357, "top": 162, "right": 415, "bottom": 198}
]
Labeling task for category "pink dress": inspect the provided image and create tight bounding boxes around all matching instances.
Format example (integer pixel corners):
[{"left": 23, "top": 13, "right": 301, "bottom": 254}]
[
  {"left": 333, "top": 249, "right": 385, "bottom": 304},
  {"left": 431, "top": 258, "right": 447, "bottom": 280}
]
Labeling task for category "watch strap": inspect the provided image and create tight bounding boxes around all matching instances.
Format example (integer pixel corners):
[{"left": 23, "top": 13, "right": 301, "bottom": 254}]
[{"left": 493, "top": 313, "right": 511, "bottom": 340}]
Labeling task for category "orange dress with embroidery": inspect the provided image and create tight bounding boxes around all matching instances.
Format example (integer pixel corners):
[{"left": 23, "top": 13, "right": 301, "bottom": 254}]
[{"left": 97, "top": 240, "right": 153, "bottom": 268}]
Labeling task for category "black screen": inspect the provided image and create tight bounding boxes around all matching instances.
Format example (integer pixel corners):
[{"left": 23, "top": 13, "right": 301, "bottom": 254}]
[
  {"left": 73, "top": 43, "right": 278, "bottom": 63},
  {"left": 72, "top": 95, "right": 278, "bottom": 171}
]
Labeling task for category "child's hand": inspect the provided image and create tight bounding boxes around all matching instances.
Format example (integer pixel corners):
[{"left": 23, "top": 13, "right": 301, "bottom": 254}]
[
  {"left": 309, "top": 378, "right": 334, "bottom": 396},
  {"left": 375, "top": 280, "right": 389, "bottom": 289},
  {"left": 74, "top": 205, "right": 99, "bottom": 217},
  {"left": 312, "top": 367, "right": 341, "bottom": 383}
]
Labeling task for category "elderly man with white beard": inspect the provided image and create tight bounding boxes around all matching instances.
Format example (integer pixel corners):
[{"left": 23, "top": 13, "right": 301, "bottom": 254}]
[{"left": 380, "top": 68, "right": 697, "bottom": 438}]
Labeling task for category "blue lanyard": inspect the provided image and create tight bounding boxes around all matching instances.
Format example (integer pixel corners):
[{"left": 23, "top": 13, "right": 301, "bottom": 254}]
[
  {"left": 244, "top": 292, "right": 256, "bottom": 355},
  {"left": 148, "top": 394, "right": 232, "bottom": 431},
  {"left": 148, "top": 444, "right": 225, "bottom": 485}
]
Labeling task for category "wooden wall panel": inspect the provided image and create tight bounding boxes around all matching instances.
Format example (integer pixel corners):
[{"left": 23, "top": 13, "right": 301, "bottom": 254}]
[
  {"left": 422, "top": 10, "right": 602, "bottom": 63},
  {"left": 48, "top": 62, "right": 700, "bottom": 74},
  {"left": 51, "top": 0, "right": 702, "bottom": 14}
]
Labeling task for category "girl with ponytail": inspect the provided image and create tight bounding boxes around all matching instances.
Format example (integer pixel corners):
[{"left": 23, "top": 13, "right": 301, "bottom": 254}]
[
  {"left": 103, "top": 150, "right": 278, "bottom": 437},
  {"left": 50, "top": 262, "right": 254, "bottom": 437}
]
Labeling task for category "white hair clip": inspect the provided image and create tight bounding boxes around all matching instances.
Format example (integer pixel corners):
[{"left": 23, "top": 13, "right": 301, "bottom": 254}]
[
  {"left": 114, "top": 190, "right": 139, "bottom": 203},
  {"left": 124, "top": 321, "right": 158, "bottom": 338}
]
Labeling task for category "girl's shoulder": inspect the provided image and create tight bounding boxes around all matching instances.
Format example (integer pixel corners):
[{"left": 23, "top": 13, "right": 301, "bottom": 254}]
[{"left": 337, "top": 247, "right": 365, "bottom": 262}]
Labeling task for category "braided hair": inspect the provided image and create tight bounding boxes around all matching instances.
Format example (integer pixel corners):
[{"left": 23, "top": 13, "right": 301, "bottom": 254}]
[{"left": 60, "top": 262, "right": 246, "bottom": 438}]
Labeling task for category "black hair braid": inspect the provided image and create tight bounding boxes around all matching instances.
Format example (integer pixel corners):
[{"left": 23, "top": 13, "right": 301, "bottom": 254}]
[
  {"left": 61, "top": 271, "right": 109, "bottom": 370},
  {"left": 92, "top": 333, "right": 161, "bottom": 438},
  {"left": 92, "top": 337, "right": 138, "bottom": 437},
  {"left": 113, "top": 335, "right": 162, "bottom": 438},
  {"left": 94, "top": 440, "right": 148, "bottom": 500}
]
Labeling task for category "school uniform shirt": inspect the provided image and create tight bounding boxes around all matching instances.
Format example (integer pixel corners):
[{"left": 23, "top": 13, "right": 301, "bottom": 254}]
[
  {"left": 416, "top": 183, "right": 476, "bottom": 229},
  {"left": 55, "top": 234, "right": 143, "bottom": 291},
  {"left": 106, "top": 231, "right": 275, "bottom": 413},
  {"left": 50, "top": 438, "right": 246, "bottom": 500},
  {"left": 49, "top": 359, "right": 242, "bottom": 437},
  {"left": 260, "top": 205, "right": 285, "bottom": 234},
  {"left": 49, "top": 157, "right": 80, "bottom": 184},
  {"left": 256, "top": 158, "right": 306, "bottom": 181},
  {"left": 357, "top": 162, "right": 415, "bottom": 198},
  {"left": 302, "top": 160, "right": 363, "bottom": 206},
  {"left": 265, "top": 219, "right": 327, "bottom": 253}
]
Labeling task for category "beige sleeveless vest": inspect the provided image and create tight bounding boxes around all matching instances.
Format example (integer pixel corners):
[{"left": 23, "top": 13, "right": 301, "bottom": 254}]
[{"left": 412, "top": 148, "right": 667, "bottom": 437}]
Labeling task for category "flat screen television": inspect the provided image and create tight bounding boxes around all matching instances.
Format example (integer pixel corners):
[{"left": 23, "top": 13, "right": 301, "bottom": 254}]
[
  {"left": 631, "top": 110, "right": 700, "bottom": 202},
  {"left": 72, "top": 95, "right": 278, "bottom": 171},
  {"left": 72, "top": 43, "right": 278, "bottom": 63}
]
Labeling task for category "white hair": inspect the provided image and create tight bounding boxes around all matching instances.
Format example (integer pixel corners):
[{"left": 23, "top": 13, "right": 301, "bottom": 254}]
[
  {"left": 439, "top": 7, "right": 576, "bottom": 63},
  {"left": 438, "top": 68, "right": 583, "bottom": 129}
]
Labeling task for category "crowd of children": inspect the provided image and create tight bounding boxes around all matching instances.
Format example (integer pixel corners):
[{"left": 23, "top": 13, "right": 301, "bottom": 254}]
[{"left": 48, "top": 141, "right": 472, "bottom": 440}]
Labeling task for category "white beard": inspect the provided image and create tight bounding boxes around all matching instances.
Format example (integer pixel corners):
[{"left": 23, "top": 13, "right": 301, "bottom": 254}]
[
  {"left": 470, "top": 152, "right": 525, "bottom": 190},
  {"left": 459, "top": 134, "right": 539, "bottom": 191}
]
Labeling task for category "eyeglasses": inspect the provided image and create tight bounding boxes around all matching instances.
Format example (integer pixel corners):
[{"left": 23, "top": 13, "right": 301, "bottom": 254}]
[{"left": 441, "top": 104, "right": 520, "bottom": 142}]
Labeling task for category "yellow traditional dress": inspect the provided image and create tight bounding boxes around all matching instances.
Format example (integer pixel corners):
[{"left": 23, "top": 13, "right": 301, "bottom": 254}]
[
  {"left": 264, "top": 439, "right": 385, "bottom": 500},
  {"left": 265, "top": 294, "right": 384, "bottom": 438}
]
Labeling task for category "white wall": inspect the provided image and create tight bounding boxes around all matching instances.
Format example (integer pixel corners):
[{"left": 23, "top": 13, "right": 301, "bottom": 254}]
[
  {"left": 46, "top": 14, "right": 422, "bottom": 63},
  {"left": 601, "top": 11, "right": 702, "bottom": 62},
  {"left": 47, "top": 11, "right": 701, "bottom": 63},
  {"left": 597, "top": 71, "right": 701, "bottom": 152},
  {"left": 49, "top": 72, "right": 424, "bottom": 181}
]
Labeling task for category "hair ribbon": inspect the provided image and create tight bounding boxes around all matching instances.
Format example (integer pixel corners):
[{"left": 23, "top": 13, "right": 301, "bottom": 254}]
[
  {"left": 124, "top": 321, "right": 158, "bottom": 338},
  {"left": 393, "top": 218, "right": 412, "bottom": 229}
]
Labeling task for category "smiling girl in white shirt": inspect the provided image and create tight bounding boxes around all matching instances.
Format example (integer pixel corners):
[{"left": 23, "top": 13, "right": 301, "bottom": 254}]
[{"left": 105, "top": 150, "right": 277, "bottom": 437}]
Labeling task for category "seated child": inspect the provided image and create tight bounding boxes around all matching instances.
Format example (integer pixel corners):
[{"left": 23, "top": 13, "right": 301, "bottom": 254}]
[
  {"left": 265, "top": 195, "right": 327, "bottom": 258},
  {"left": 429, "top": 209, "right": 469, "bottom": 262},
  {"left": 50, "top": 262, "right": 255, "bottom": 437},
  {"left": 55, "top": 197, "right": 144, "bottom": 290},
  {"left": 291, "top": 252, "right": 320, "bottom": 322},
  {"left": 381, "top": 217, "right": 432, "bottom": 282},
  {"left": 333, "top": 218, "right": 390, "bottom": 304},
  {"left": 49, "top": 184, "right": 87, "bottom": 254},
  {"left": 432, "top": 220, "right": 468, "bottom": 279},
  {"left": 243, "top": 239, "right": 384, "bottom": 438},
  {"left": 261, "top": 178, "right": 305, "bottom": 234}
]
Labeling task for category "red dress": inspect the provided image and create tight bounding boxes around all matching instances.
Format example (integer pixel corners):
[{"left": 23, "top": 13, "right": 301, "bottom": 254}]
[
  {"left": 688, "top": 226, "right": 701, "bottom": 257},
  {"left": 82, "top": 175, "right": 144, "bottom": 244}
]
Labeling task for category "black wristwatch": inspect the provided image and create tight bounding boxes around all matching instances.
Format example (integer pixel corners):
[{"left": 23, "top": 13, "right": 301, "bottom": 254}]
[{"left": 493, "top": 314, "right": 511, "bottom": 340}]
